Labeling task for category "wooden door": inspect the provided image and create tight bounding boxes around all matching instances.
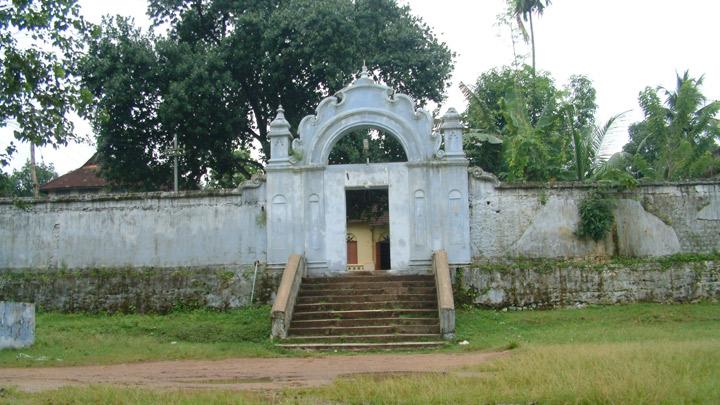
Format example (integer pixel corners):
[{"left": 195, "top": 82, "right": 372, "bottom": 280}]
[{"left": 347, "top": 240, "right": 358, "bottom": 264}]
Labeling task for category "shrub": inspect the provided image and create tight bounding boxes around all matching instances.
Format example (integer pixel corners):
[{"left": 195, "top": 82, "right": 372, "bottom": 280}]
[{"left": 577, "top": 191, "right": 615, "bottom": 241}]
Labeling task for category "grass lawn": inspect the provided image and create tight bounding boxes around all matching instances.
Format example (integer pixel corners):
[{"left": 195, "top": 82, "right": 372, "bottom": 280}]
[
  {"left": 0, "top": 305, "right": 281, "bottom": 367},
  {"left": 1, "top": 302, "right": 719, "bottom": 403}
]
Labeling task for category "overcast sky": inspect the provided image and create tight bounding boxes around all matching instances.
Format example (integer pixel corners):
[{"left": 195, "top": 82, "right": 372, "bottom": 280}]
[{"left": 3, "top": 0, "right": 719, "bottom": 175}]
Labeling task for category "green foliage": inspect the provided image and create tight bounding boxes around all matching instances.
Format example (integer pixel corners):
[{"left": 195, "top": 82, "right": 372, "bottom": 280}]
[
  {"left": 624, "top": 71, "right": 720, "bottom": 180},
  {"left": 329, "top": 128, "right": 407, "bottom": 165},
  {"left": 0, "top": 171, "right": 12, "bottom": 196},
  {"left": 462, "top": 66, "right": 601, "bottom": 181},
  {"left": 576, "top": 192, "right": 615, "bottom": 241},
  {"left": 0, "top": 0, "right": 90, "bottom": 167},
  {"left": 204, "top": 149, "right": 259, "bottom": 189},
  {"left": 569, "top": 111, "right": 629, "bottom": 181},
  {"left": 452, "top": 268, "right": 479, "bottom": 309},
  {"left": 501, "top": 89, "right": 555, "bottom": 181},
  {"left": 83, "top": 0, "right": 454, "bottom": 190},
  {"left": 1, "top": 159, "right": 58, "bottom": 197}
]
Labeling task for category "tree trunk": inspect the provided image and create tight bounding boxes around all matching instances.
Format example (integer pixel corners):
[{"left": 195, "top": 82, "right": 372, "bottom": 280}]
[
  {"left": 529, "top": 12, "right": 536, "bottom": 75},
  {"left": 30, "top": 143, "right": 39, "bottom": 198}
]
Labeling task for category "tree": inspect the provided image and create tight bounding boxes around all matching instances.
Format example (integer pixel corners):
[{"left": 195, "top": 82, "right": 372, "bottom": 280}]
[
  {"left": 329, "top": 129, "right": 407, "bottom": 165},
  {"left": 461, "top": 65, "right": 597, "bottom": 181},
  {"left": 204, "top": 149, "right": 259, "bottom": 189},
  {"left": 624, "top": 71, "right": 720, "bottom": 180},
  {"left": 511, "top": 0, "right": 552, "bottom": 75},
  {"left": 0, "top": 0, "right": 90, "bottom": 167},
  {"left": 501, "top": 88, "right": 554, "bottom": 181},
  {"left": 568, "top": 112, "right": 627, "bottom": 181},
  {"left": 83, "top": 0, "right": 454, "bottom": 190},
  {"left": 0, "top": 159, "right": 58, "bottom": 197}
]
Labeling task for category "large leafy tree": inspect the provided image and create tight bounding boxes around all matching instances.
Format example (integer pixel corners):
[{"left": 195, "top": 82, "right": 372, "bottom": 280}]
[
  {"left": 462, "top": 65, "right": 597, "bottom": 181},
  {"left": 0, "top": 0, "right": 89, "bottom": 167},
  {"left": 83, "top": 0, "right": 454, "bottom": 190},
  {"left": 624, "top": 71, "right": 720, "bottom": 180}
]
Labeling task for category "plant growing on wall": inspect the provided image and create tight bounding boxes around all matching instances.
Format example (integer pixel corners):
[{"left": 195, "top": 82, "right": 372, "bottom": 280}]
[
  {"left": 576, "top": 191, "right": 615, "bottom": 242},
  {"left": 452, "top": 268, "right": 479, "bottom": 309}
]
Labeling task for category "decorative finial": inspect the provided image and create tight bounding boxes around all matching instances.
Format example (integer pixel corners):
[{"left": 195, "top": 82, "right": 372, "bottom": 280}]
[
  {"left": 361, "top": 61, "right": 369, "bottom": 78},
  {"left": 270, "top": 104, "right": 290, "bottom": 130}
]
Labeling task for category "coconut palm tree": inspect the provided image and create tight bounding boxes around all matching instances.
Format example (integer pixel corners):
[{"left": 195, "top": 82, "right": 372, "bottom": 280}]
[
  {"left": 512, "top": 0, "right": 552, "bottom": 75},
  {"left": 624, "top": 71, "right": 720, "bottom": 180},
  {"left": 570, "top": 111, "right": 629, "bottom": 181}
]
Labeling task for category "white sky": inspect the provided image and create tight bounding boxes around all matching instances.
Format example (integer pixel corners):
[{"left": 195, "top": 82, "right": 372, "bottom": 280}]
[{"left": 3, "top": 0, "right": 719, "bottom": 175}]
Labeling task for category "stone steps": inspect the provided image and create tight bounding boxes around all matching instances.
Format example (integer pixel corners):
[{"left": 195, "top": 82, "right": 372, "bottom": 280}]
[
  {"left": 299, "top": 286, "right": 436, "bottom": 296},
  {"left": 296, "top": 293, "right": 436, "bottom": 304},
  {"left": 283, "top": 333, "right": 442, "bottom": 343},
  {"left": 276, "top": 341, "right": 446, "bottom": 351},
  {"left": 288, "top": 324, "right": 440, "bottom": 336},
  {"left": 292, "top": 308, "right": 437, "bottom": 321},
  {"left": 279, "top": 272, "right": 443, "bottom": 351},
  {"left": 294, "top": 300, "right": 437, "bottom": 312},
  {"left": 300, "top": 280, "right": 435, "bottom": 290},
  {"left": 290, "top": 317, "right": 439, "bottom": 328},
  {"left": 302, "top": 274, "right": 434, "bottom": 283}
]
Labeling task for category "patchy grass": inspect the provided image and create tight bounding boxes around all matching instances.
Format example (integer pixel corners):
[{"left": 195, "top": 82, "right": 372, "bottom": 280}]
[
  {"left": 1, "top": 303, "right": 719, "bottom": 403},
  {"left": 1, "top": 303, "right": 718, "bottom": 368},
  {"left": 303, "top": 339, "right": 720, "bottom": 404},
  {"left": 0, "top": 306, "right": 285, "bottom": 367},
  {"left": 0, "top": 385, "right": 270, "bottom": 405},
  {"left": 450, "top": 302, "right": 720, "bottom": 352},
  {"left": 3, "top": 339, "right": 719, "bottom": 404}
]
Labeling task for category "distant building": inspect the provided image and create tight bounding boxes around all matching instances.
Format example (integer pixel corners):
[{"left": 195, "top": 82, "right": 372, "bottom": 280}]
[{"left": 39, "top": 154, "right": 107, "bottom": 196}]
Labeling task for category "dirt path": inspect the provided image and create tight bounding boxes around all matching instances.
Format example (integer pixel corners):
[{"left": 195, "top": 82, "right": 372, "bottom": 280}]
[{"left": 0, "top": 351, "right": 505, "bottom": 392}]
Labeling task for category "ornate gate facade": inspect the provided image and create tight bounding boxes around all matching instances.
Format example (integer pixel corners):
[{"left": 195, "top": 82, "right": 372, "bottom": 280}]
[{"left": 265, "top": 68, "right": 470, "bottom": 275}]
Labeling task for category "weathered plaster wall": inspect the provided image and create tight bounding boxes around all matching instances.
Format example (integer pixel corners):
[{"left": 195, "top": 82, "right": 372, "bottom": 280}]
[
  {"left": 469, "top": 175, "right": 720, "bottom": 259},
  {"left": 463, "top": 260, "right": 720, "bottom": 308},
  {"left": 0, "top": 187, "right": 266, "bottom": 270}
]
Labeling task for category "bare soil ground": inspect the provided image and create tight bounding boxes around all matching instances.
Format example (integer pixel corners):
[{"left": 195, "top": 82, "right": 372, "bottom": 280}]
[{"left": 0, "top": 351, "right": 505, "bottom": 392}]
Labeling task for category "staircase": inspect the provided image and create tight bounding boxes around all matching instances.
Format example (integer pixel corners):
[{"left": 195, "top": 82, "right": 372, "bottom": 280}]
[{"left": 275, "top": 272, "right": 446, "bottom": 351}]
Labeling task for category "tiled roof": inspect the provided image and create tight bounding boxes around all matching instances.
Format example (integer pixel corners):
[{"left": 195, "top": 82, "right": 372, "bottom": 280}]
[{"left": 40, "top": 155, "right": 107, "bottom": 192}]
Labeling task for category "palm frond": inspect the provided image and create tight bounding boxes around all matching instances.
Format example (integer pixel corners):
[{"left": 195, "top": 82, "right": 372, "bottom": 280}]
[
  {"left": 465, "top": 130, "right": 503, "bottom": 144},
  {"left": 459, "top": 81, "right": 483, "bottom": 105},
  {"left": 515, "top": 14, "right": 529, "bottom": 42},
  {"left": 593, "top": 110, "right": 630, "bottom": 162}
]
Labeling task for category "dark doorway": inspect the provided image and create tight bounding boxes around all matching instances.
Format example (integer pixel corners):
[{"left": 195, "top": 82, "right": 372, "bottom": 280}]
[
  {"left": 376, "top": 237, "right": 391, "bottom": 270},
  {"left": 345, "top": 188, "right": 390, "bottom": 271}
]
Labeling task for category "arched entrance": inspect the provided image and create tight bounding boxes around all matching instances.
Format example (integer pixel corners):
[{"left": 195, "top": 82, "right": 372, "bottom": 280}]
[{"left": 265, "top": 67, "right": 471, "bottom": 275}]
